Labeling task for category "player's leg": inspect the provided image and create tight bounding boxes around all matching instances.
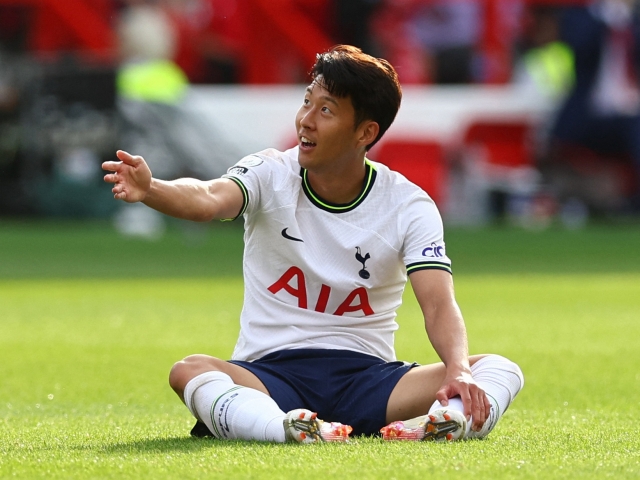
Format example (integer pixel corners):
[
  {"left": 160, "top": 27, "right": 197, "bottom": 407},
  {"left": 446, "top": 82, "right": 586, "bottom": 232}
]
[
  {"left": 382, "top": 354, "right": 523, "bottom": 441},
  {"left": 169, "top": 354, "right": 268, "bottom": 400},
  {"left": 458, "top": 355, "right": 524, "bottom": 439},
  {"left": 169, "top": 355, "right": 288, "bottom": 441},
  {"left": 169, "top": 354, "right": 350, "bottom": 443}
]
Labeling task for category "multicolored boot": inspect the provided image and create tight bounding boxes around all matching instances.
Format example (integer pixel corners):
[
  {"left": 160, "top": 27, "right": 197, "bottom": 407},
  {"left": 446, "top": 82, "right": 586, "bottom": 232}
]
[
  {"left": 380, "top": 409, "right": 467, "bottom": 442},
  {"left": 284, "top": 409, "right": 352, "bottom": 443}
]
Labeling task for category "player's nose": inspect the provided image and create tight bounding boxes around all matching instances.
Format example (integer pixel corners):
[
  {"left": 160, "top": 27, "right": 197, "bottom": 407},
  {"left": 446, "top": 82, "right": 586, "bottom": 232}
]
[{"left": 297, "top": 109, "right": 316, "bottom": 130}]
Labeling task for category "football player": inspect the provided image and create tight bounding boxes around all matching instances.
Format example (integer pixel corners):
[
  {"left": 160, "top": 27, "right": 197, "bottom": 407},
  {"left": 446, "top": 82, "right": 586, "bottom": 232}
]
[{"left": 103, "top": 45, "right": 523, "bottom": 443}]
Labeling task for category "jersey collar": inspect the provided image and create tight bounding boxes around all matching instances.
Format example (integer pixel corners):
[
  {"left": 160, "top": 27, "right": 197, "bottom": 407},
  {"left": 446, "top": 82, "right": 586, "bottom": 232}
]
[{"left": 300, "top": 159, "right": 377, "bottom": 213}]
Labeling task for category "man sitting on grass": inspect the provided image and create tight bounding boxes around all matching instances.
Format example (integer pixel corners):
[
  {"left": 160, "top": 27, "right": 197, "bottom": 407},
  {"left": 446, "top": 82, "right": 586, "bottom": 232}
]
[{"left": 102, "top": 45, "right": 523, "bottom": 443}]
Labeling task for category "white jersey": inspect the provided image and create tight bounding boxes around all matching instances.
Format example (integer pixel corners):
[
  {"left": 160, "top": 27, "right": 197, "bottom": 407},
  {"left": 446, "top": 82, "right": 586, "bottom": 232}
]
[{"left": 222, "top": 147, "right": 451, "bottom": 362}]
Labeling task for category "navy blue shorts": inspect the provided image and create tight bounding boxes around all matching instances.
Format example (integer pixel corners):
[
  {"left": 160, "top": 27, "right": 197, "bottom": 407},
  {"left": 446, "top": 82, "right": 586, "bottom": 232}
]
[{"left": 229, "top": 349, "right": 416, "bottom": 436}]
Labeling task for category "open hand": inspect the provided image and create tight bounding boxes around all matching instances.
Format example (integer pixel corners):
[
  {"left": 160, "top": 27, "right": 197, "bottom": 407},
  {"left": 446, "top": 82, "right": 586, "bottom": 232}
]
[{"left": 102, "top": 150, "right": 152, "bottom": 203}]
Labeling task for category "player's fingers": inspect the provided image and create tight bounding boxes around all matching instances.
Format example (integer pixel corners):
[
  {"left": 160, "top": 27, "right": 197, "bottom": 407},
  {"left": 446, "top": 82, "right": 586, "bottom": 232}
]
[
  {"left": 116, "top": 150, "right": 142, "bottom": 166},
  {"left": 114, "top": 190, "right": 127, "bottom": 200},
  {"left": 103, "top": 173, "right": 118, "bottom": 184},
  {"left": 483, "top": 391, "right": 492, "bottom": 424},
  {"left": 435, "top": 386, "right": 451, "bottom": 407},
  {"left": 471, "top": 390, "right": 487, "bottom": 430},
  {"left": 457, "top": 387, "right": 473, "bottom": 421},
  {"left": 102, "top": 161, "right": 121, "bottom": 172}
]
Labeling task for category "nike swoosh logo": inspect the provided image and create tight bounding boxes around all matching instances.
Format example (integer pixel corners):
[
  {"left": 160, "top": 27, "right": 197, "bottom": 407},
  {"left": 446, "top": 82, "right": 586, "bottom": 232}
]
[{"left": 281, "top": 228, "right": 303, "bottom": 242}]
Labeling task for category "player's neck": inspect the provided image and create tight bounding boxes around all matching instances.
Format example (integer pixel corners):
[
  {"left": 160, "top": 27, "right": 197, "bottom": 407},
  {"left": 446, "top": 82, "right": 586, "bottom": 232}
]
[{"left": 305, "top": 159, "right": 367, "bottom": 205}]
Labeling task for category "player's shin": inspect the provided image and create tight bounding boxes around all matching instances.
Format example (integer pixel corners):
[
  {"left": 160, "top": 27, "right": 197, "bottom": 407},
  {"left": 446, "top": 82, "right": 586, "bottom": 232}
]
[
  {"left": 464, "top": 354, "right": 524, "bottom": 439},
  {"left": 428, "top": 355, "right": 524, "bottom": 440},
  {"left": 183, "top": 371, "right": 287, "bottom": 442}
]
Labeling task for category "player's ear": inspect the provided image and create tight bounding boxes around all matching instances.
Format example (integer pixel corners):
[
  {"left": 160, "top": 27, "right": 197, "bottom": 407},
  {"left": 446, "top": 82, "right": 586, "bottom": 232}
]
[{"left": 357, "top": 121, "right": 379, "bottom": 149}]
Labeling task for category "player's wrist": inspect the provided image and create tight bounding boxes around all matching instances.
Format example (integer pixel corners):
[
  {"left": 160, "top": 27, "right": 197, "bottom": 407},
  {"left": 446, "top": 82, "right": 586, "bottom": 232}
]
[
  {"left": 444, "top": 361, "right": 472, "bottom": 378},
  {"left": 141, "top": 177, "right": 161, "bottom": 204}
]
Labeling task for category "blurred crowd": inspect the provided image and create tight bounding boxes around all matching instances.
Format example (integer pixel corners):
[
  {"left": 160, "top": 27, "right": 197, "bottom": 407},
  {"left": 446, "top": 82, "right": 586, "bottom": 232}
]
[
  {"left": 0, "top": 0, "right": 580, "bottom": 87},
  {"left": 1, "top": 0, "right": 640, "bottom": 221},
  {"left": 0, "top": 0, "right": 576, "bottom": 87}
]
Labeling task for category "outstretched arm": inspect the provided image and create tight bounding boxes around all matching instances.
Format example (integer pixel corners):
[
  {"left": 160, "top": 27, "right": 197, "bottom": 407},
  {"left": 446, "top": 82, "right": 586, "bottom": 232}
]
[
  {"left": 409, "top": 269, "right": 490, "bottom": 431},
  {"left": 102, "top": 150, "right": 244, "bottom": 222}
]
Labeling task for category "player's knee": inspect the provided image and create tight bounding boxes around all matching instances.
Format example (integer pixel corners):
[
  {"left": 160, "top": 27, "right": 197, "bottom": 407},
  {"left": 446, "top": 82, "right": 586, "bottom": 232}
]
[
  {"left": 168, "top": 354, "right": 226, "bottom": 393},
  {"left": 503, "top": 357, "right": 524, "bottom": 385},
  {"left": 168, "top": 359, "right": 188, "bottom": 393},
  {"left": 489, "top": 355, "right": 524, "bottom": 385},
  {"left": 472, "top": 354, "right": 524, "bottom": 391}
]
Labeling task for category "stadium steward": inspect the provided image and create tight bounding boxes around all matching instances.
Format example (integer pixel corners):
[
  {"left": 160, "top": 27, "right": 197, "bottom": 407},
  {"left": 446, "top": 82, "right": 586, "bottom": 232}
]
[{"left": 102, "top": 45, "right": 524, "bottom": 443}]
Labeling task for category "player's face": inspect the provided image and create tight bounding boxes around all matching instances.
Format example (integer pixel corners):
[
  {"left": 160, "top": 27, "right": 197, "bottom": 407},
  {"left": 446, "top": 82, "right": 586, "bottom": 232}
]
[{"left": 295, "top": 79, "right": 365, "bottom": 170}]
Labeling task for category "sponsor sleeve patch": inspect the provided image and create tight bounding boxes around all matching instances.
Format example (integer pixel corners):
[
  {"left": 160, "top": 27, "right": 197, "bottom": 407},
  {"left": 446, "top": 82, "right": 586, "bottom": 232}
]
[
  {"left": 227, "top": 166, "right": 248, "bottom": 175},
  {"left": 235, "top": 156, "right": 264, "bottom": 168},
  {"left": 226, "top": 156, "right": 264, "bottom": 175}
]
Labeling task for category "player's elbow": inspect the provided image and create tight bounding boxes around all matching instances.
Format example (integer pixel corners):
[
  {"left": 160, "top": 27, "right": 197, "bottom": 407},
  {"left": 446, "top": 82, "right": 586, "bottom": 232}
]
[
  {"left": 192, "top": 210, "right": 216, "bottom": 222},
  {"left": 190, "top": 200, "right": 219, "bottom": 222}
]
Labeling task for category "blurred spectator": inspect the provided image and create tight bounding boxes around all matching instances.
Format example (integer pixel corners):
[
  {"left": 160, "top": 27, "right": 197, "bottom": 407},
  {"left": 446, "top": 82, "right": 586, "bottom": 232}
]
[
  {"left": 369, "top": 0, "right": 522, "bottom": 85},
  {"left": 409, "top": 0, "right": 481, "bottom": 84},
  {"left": 512, "top": 5, "right": 575, "bottom": 99},
  {"left": 334, "top": 0, "right": 383, "bottom": 55},
  {"left": 117, "top": 1, "right": 189, "bottom": 103},
  {"left": 368, "top": 0, "right": 431, "bottom": 83},
  {"left": 114, "top": 0, "right": 241, "bottom": 236},
  {"left": 547, "top": 0, "right": 640, "bottom": 212},
  {"left": 161, "top": 0, "right": 243, "bottom": 84}
]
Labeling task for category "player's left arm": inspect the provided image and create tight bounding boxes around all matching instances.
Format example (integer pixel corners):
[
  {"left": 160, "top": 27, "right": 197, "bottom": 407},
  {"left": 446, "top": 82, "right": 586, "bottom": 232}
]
[{"left": 409, "top": 269, "right": 490, "bottom": 431}]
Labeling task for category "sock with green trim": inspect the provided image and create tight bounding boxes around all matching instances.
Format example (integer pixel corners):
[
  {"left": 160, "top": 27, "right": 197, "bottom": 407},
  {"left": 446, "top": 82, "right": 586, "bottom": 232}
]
[
  {"left": 428, "top": 355, "right": 524, "bottom": 439},
  {"left": 183, "top": 371, "right": 287, "bottom": 442}
]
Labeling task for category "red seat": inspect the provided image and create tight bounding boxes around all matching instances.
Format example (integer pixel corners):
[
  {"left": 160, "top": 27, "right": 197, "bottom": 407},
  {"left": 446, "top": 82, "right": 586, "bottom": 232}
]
[
  {"left": 462, "top": 120, "right": 534, "bottom": 168},
  {"left": 371, "top": 140, "right": 447, "bottom": 206}
]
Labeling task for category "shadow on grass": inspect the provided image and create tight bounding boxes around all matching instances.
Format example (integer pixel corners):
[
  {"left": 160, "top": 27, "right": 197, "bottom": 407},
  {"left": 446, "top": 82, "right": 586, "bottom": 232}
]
[
  {"left": 96, "top": 437, "right": 272, "bottom": 454},
  {"left": 95, "top": 435, "right": 379, "bottom": 454}
]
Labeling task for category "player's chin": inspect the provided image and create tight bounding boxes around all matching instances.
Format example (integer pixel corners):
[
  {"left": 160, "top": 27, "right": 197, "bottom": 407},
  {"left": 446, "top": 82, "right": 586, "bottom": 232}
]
[{"left": 297, "top": 147, "right": 315, "bottom": 168}]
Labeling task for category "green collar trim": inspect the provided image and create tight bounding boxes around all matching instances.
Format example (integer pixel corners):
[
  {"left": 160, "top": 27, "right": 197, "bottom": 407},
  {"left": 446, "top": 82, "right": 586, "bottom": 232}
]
[{"left": 301, "top": 160, "right": 377, "bottom": 213}]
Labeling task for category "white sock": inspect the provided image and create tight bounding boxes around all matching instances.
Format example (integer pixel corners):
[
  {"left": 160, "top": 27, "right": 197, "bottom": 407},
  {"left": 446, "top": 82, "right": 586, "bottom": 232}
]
[
  {"left": 429, "top": 355, "right": 524, "bottom": 439},
  {"left": 183, "top": 371, "right": 287, "bottom": 442}
]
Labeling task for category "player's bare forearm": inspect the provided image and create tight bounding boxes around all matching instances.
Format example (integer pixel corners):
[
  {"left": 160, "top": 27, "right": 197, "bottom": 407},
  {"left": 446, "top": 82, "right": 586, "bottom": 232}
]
[
  {"left": 409, "top": 269, "right": 470, "bottom": 370},
  {"left": 142, "top": 178, "right": 235, "bottom": 222},
  {"left": 424, "top": 300, "right": 471, "bottom": 375},
  {"left": 410, "top": 269, "right": 490, "bottom": 429},
  {"left": 103, "top": 150, "right": 244, "bottom": 222}
]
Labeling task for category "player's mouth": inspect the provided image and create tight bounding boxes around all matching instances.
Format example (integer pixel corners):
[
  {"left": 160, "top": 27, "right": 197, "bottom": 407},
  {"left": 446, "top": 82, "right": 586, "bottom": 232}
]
[{"left": 300, "top": 136, "right": 317, "bottom": 150}]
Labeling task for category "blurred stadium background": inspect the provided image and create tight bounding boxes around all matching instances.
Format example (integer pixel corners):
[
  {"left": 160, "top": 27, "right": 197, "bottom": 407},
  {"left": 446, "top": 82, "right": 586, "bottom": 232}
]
[
  {"left": 2, "top": 5, "right": 640, "bottom": 476},
  {"left": 1, "top": 0, "right": 640, "bottom": 230}
]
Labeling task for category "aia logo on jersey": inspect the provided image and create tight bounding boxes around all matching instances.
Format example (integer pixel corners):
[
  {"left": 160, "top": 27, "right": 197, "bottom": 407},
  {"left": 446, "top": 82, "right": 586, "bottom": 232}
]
[
  {"left": 268, "top": 266, "right": 374, "bottom": 316},
  {"left": 422, "top": 242, "right": 444, "bottom": 258}
]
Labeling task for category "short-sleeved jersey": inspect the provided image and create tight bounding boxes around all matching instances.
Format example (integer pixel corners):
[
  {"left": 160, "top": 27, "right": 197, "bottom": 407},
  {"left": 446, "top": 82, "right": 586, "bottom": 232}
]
[{"left": 222, "top": 147, "right": 451, "bottom": 362}]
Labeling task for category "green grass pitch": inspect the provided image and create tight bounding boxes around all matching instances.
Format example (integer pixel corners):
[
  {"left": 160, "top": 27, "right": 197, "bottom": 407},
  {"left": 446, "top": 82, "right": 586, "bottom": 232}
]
[{"left": 1, "top": 219, "right": 639, "bottom": 478}]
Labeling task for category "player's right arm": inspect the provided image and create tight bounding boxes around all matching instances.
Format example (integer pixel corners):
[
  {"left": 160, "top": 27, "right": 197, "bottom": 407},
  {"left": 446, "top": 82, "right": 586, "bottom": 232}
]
[{"left": 102, "top": 150, "right": 244, "bottom": 222}]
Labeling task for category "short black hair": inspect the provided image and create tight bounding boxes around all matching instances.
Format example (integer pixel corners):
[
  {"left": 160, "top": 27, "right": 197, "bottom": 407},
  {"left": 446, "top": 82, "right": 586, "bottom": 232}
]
[{"left": 310, "top": 45, "right": 402, "bottom": 150}]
